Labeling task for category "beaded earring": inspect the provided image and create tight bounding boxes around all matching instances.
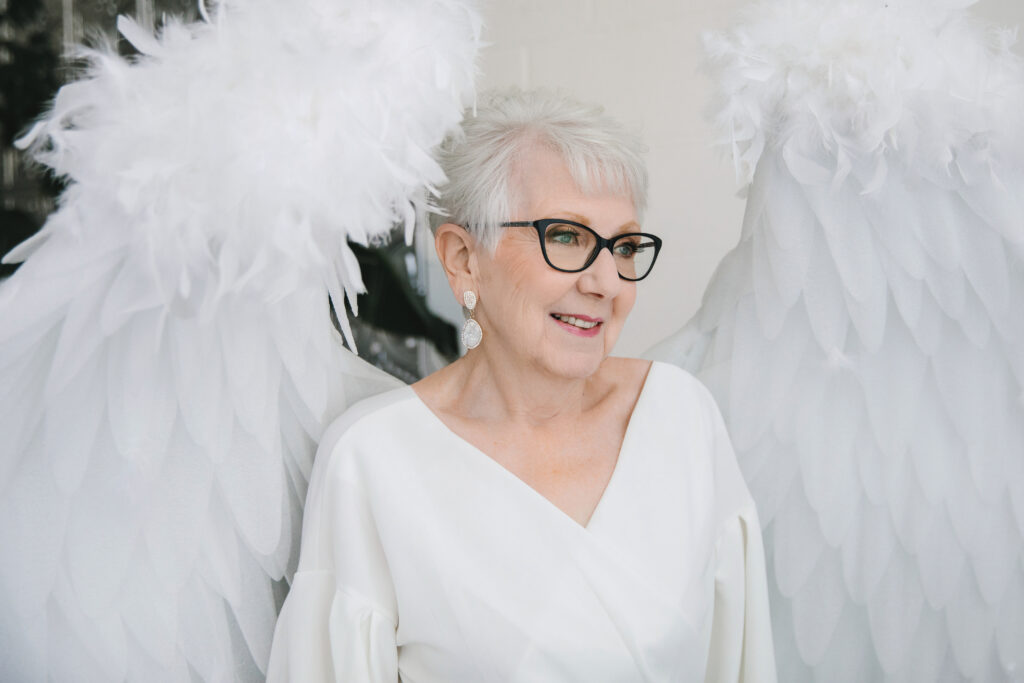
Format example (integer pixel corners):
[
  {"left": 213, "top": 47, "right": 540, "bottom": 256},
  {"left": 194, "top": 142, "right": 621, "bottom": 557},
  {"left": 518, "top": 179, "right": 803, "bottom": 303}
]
[{"left": 461, "top": 290, "right": 482, "bottom": 349}]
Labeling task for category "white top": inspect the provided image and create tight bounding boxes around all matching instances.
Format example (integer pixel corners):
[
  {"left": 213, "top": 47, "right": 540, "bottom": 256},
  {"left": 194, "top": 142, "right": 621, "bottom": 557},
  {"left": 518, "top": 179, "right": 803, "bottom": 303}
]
[{"left": 267, "top": 362, "right": 776, "bottom": 682}]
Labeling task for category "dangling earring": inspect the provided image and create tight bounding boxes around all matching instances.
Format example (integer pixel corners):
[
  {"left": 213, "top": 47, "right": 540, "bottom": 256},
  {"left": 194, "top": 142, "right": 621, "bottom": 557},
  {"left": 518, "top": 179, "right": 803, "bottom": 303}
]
[{"left": 461, "top": 290, "right": 482, "bottom": 349}]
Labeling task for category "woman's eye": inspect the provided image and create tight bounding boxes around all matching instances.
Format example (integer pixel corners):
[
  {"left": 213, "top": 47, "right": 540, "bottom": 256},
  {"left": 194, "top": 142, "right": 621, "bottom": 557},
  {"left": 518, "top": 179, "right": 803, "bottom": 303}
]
[
  {"left": 547, "top": 228, "right": 581, "bottom": 245},
  {"left": 614, "top": 242, "right": 638, "bottom": 258}
]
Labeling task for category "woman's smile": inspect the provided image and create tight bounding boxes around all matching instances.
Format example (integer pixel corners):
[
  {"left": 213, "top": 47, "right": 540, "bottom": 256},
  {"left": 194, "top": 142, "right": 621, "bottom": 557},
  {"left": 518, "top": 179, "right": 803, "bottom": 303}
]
[{"left": 551, "top": 313, "right": 603, "bottom": 337}]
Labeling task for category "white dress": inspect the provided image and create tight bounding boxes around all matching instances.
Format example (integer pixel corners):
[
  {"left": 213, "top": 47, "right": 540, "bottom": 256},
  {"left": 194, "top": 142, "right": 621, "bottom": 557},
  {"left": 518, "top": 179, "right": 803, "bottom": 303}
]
[{"left": 266, "top": 361, "right": 776, "bottom": 682}]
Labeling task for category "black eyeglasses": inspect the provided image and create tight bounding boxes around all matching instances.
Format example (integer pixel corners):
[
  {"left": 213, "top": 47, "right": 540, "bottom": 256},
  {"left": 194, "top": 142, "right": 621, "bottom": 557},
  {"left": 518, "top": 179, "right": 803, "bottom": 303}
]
[{"left": 500, "top": 219, "right": 662, "bottom": 281}]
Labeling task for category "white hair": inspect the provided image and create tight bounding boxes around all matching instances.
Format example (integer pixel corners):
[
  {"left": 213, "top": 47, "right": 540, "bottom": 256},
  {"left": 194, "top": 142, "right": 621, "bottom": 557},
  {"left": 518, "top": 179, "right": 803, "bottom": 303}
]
[{"left": 435, "top": 89, "right": 649, "bottom": 249}]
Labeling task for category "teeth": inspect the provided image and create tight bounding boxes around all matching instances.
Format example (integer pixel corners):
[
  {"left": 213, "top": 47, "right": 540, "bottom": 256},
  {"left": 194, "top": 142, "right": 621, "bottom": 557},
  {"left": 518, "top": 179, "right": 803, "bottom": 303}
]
[{"left": 554, "top": 314, "right": 598, "bottom": 329}]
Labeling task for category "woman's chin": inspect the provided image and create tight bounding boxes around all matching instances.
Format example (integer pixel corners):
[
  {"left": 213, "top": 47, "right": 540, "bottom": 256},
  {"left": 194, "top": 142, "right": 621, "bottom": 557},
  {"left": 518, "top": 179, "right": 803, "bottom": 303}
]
[{"left": 534, "top": 349, "right": 610, "bottom": 381}]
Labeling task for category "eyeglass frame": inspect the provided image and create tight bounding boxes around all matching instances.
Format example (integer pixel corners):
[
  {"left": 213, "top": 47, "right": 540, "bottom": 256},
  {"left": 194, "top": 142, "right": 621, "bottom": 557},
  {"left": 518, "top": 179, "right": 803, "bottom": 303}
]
[{"left": 499, "top": 219, "right": 663, "bottom": 282}]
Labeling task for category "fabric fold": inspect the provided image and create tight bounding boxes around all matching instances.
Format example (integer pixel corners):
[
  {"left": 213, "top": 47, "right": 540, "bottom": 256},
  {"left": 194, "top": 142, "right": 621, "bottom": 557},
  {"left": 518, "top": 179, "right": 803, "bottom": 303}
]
[
  {"left": 267, "top": 571, "right": 398, "bottom": 682},
  {"left": 704, "top": 508, "right": 776, "bottom": 683}
]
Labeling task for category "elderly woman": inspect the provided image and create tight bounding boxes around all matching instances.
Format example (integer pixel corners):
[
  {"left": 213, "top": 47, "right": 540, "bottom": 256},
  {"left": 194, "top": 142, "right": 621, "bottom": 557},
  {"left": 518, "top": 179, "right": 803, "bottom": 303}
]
[{"left": 267, "top": 90, "right": 775, "bottom": 682}]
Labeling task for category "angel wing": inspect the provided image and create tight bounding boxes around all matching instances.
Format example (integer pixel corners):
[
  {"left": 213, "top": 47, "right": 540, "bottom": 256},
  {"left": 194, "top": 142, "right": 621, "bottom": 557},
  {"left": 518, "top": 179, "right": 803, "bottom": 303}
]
[
  {"left": 0, "top": 0, "right": 480, "bottom": 679},
  {"left": 649, "top": 1, "right": 1024, "bottom": 680}
]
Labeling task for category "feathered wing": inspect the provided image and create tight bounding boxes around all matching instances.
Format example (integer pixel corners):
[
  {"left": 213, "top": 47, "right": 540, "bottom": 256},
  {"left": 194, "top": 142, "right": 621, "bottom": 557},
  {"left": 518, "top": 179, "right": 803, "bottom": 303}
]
[
  {"left": 0, "top": 0, "right": 480, "bottom": 680},
  {"left": 648, "top": 1, "right": 1024, "bottom": 680}
]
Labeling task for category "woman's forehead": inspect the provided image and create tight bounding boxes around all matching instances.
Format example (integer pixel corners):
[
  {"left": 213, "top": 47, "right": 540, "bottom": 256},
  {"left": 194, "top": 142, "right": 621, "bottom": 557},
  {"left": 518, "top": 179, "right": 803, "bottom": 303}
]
[{"left": 513, "top": 146, "right": 637, "bottom": 224}]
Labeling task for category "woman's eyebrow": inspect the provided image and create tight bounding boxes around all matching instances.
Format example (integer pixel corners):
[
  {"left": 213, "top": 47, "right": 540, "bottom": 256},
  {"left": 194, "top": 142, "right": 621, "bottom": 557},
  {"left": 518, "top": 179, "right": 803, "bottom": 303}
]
[
  {"left": 546, "top": 210, "right": 591, "bottom": 224},
  {"left": 548, "top": 211, "right": 641, "bottom": 233}
]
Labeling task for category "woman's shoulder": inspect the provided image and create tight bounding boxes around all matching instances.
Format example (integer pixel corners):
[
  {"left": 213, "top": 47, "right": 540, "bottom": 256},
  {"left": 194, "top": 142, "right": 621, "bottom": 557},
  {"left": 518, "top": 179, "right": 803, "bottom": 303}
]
[
  {"left": 317, "top": 384, "right": 419, "bottom": 456},
  {"left": 603, "top": 357, "right": 710, "bottom": 402},
  {"left": 648, "top": 360, "right": 714, "bottom": 399},
  {"left": 606, "top": 358, "right": 727, "bottom": 436},
  {"left": 309, "top": 383, "right": 443, "bottom": 493}
]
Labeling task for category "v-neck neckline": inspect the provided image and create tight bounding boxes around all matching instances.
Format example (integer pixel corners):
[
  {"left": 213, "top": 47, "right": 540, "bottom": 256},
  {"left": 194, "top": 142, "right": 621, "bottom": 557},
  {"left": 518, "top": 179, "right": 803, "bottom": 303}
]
[{"left": 407, "top": 361, "right": 657, "bottom": 532}]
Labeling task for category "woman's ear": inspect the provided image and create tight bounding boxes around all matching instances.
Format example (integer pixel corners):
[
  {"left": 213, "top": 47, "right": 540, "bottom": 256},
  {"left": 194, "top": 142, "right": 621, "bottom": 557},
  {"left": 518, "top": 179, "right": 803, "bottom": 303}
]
[{"left": 434, "top": 223, "right": 478, "bottom": 297}]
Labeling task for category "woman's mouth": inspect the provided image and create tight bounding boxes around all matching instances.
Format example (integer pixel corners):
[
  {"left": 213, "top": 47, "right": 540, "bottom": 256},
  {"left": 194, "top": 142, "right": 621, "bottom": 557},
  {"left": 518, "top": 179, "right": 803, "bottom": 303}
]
[{"left": 551, "top": 313, "right": 602, "bottom": 337}]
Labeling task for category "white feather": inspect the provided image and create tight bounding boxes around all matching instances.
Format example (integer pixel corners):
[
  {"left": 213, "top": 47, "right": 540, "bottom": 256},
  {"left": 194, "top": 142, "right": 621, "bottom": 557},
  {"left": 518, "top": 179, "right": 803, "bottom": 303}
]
[
  {"left": 841, "top": 498, "right": 897, "bottom": 605},
  {"left": 790, "top": 549, "right": 846, "bottom": 664},
  {"left": 916, "top": 508, "right": 968, "bottom": 610},
  {"left": 0, "top": 0, "right": 480, "bottom": 680},
  {"left": 651, "top": 2, "right": 1024, "bottom": 679},
  {"left": 996, "top": 571, "right": 1024, "bottom": 673},
  {"left": 772, "top": 487, "right": 825, "bottom": 599},
  {"left": 803, "top": 229, "right": 851, "bottom": 352},
  {"left": 869, "top": 551, "right": 925, "bottom": 677}
]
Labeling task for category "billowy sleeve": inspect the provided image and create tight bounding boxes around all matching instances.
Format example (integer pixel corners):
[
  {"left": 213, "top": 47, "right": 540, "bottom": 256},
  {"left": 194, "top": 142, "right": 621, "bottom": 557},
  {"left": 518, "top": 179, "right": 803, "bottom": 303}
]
[
  {"left": 702, "top": 388, "right": 777, "bottom": 683},
  {"left": 267, "top": 417, "right": 399, "bottom": 682}
]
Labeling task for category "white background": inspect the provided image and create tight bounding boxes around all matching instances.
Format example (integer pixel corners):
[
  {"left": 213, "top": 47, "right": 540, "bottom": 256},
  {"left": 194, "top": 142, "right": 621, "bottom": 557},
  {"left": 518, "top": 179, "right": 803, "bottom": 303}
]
[{"left": 427, "top": 0, "right": 1024, "bottom": 357}]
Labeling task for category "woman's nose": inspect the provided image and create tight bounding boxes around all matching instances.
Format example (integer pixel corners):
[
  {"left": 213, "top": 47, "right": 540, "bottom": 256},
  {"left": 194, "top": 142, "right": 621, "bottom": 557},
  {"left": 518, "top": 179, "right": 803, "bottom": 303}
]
[{"left": 577, "top": 247, "right": 622, "bottom": 297}]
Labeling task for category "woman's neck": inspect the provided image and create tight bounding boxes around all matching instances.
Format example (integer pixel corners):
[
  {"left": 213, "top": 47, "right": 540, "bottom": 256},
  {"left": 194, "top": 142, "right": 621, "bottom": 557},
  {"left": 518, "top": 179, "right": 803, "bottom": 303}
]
[{"left": 444, "top": 350, "right": 606, "bottom": 428}]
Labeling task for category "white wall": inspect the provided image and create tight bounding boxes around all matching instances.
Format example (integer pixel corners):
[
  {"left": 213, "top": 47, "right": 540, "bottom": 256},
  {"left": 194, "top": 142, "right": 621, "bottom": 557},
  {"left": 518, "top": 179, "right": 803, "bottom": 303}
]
[{"left": 428, "top": 0, "right": 1024, "bottom": 358}]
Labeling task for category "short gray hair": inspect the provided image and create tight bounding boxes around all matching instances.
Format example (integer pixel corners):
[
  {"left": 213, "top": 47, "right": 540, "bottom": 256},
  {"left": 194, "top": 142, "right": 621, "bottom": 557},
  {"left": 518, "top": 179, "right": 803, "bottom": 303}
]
[{"left": 435, "top": 89, "right": 648, "bottom": 248}]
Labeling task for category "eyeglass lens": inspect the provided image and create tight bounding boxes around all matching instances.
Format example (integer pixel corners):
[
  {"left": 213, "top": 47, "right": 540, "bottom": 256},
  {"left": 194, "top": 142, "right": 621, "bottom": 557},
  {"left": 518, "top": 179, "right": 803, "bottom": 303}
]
[{"left": 542, "top": 222, "right": 657, "bottom": 280}]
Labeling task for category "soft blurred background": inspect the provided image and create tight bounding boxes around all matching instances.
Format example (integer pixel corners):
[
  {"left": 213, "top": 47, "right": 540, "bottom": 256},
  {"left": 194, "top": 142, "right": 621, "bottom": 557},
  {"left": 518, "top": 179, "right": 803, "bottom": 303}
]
[{"left": 4, "top": 0, "right": 1023, "bottom": 369}]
